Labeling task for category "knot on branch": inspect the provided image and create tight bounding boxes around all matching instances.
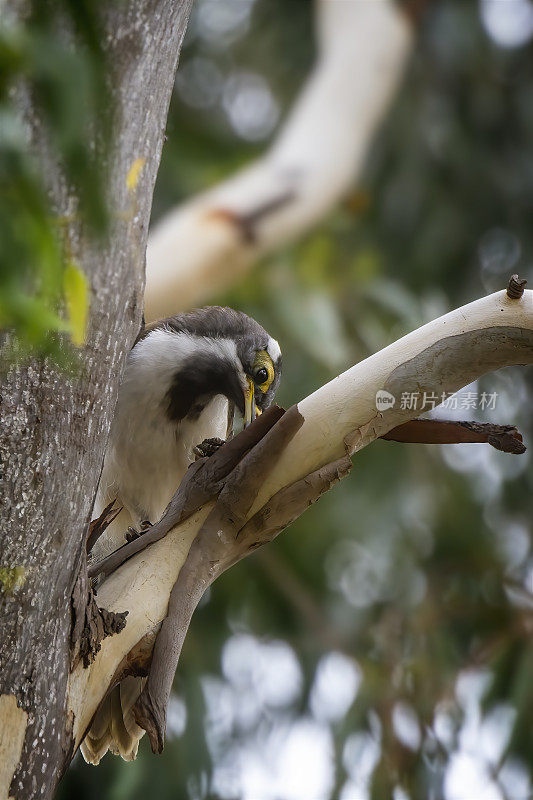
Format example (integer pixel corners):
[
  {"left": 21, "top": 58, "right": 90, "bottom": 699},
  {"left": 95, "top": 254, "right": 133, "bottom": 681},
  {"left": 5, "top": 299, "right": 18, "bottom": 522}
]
[{"left": 507, "top": 274, "right": 527, "bottom": 299}]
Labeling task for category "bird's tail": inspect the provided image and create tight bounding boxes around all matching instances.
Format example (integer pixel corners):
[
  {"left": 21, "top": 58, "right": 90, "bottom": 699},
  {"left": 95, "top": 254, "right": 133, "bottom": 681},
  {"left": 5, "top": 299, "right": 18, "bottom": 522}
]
[{"left": 80, "top": 676, "right": 146, "bottom": 765}]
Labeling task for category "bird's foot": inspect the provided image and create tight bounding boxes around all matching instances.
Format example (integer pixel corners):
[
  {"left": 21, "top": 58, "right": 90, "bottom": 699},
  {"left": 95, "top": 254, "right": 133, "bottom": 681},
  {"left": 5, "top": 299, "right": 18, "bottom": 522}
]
[
  {"left": 125, "top": 520, "right": 152, "bottom": 543},
  {"left": 193, "top": 437, "right": 225, "bottom": 460}
]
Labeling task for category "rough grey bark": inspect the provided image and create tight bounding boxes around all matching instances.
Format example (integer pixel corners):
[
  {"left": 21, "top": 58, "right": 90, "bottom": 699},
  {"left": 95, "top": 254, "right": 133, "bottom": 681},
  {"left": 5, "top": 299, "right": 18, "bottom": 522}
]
[{"left": 0, "top": 2, "right": 193, "bottom": 798}]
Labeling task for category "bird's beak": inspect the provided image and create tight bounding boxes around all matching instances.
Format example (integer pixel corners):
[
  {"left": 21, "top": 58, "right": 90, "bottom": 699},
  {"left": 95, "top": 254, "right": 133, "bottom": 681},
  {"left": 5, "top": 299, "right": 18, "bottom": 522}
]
[
  {"left": 244, "top": 378, "right": 255, "bottom": 427},
  {"left": 243, "top": 378, "right": 262, "bottom": 428}
]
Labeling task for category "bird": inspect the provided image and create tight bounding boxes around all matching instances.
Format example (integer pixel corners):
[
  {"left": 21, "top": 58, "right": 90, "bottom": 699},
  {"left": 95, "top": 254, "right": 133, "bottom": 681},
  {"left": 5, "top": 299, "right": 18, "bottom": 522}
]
[{"left": 81, "top": 306, "right": 282, "bottom": 765}]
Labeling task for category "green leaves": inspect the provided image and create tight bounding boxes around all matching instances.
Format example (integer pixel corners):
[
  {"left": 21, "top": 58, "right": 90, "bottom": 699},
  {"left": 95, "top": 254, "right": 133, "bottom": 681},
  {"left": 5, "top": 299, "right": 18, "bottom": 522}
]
[{"left": 0, "top": 0, "right": 108, "bottom": 358}]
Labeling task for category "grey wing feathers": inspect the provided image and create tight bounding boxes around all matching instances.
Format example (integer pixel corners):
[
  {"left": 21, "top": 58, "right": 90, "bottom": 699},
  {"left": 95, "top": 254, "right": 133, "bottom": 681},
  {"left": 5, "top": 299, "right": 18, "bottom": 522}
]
[{"left": 80, "top": 676, "right": 146, "bottom": 765}]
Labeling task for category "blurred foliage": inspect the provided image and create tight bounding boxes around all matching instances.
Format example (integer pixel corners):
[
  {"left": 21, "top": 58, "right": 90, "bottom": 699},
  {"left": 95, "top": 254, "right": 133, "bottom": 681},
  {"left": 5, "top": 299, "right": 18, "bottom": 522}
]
[
  {"left": 47, "top": 0, "right": 533, "bottom": 798},
  {"left": 0, "top": 0, "right": 109, "bottom": 357}
]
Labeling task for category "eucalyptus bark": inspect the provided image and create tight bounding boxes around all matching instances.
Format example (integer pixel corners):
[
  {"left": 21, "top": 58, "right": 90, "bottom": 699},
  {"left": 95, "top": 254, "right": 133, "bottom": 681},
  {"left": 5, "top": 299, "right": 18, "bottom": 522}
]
[{"left": 0, "top": 2, "right": 192, "bottom": 798}]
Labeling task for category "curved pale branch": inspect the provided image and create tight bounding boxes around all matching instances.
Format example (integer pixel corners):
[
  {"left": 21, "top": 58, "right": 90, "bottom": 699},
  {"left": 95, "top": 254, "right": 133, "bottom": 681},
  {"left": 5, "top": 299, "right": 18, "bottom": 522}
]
[
  {"left": 252, "top": 289, "right": 533, "bottom": 512},
  {"left": 68, "top": 288, "right": 533, "bottom": 747},
  {"left": 144, "top": 0, "right": 413, "bottom": 320}
]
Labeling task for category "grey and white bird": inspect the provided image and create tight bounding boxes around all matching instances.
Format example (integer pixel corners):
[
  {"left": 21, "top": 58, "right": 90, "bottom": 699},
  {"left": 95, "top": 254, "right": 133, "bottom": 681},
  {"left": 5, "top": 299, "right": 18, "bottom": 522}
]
[{"left": 81, "top": 306, "right": 282, "bottom": 765}]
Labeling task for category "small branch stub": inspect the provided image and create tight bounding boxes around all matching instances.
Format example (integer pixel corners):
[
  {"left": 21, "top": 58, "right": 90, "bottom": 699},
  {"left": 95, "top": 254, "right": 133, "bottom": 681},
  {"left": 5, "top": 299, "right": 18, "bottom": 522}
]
[
  {"left": 86, "top": 500, "right": 122, "bottom": 553},
  {"left": 507, "top": 274, "right": 527, "bottom": 299}
]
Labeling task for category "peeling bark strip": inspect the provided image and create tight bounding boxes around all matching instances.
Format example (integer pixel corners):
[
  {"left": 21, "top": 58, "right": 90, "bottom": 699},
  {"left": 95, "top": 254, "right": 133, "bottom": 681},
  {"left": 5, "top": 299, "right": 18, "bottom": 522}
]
[
  {"left": 237, "top": 457, "right": 353, "bottom": 547},
  {"left": 382, "top": 418, "right": 526, "bottom": 454},
  {"left": 0, "top": 2, "right": 192, "bottom": 797},
  {"left": 73, "top": 585, "right": 128, "bottom": 670}
]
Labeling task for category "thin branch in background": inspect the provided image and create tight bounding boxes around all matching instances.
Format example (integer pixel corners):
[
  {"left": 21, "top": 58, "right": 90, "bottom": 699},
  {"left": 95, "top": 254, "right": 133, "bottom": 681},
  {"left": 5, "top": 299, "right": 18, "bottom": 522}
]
[
  {"left": 144, "top": 0, "right": 414, "bottom": 319},
  {"left": 256, "top": 547, "right": 347, "bottom": 653}
]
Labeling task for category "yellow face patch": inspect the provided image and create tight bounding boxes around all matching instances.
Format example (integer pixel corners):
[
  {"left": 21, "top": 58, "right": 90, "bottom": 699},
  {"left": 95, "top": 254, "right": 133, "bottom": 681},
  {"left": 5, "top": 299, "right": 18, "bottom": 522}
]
[{"left": 252, "top": 350, "right": 275, "bottom": 392}]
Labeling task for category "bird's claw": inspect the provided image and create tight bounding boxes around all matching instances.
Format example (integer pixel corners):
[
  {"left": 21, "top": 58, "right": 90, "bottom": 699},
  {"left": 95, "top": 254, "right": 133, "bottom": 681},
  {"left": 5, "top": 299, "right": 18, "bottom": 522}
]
[
  {"left": 193, "top": 437, "right": 225, "bottom": 460},
  {"left": 125, "top": 520, "right": 152, "bottom": 542}
]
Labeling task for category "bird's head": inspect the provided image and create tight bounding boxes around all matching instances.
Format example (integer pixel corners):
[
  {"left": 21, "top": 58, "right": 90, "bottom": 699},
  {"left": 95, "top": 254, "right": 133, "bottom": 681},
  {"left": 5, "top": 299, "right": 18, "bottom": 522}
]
[
  {"left": 233, "top": 329, "right": 281, "bottom": 427},
  {"left": 132, "top": 306, "right": 282, "bottom": 434}
]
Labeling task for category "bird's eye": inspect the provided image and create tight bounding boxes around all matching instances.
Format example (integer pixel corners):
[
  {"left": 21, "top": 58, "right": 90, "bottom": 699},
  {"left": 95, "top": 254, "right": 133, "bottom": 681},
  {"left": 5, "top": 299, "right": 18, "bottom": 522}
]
[
  {"left": 255, "top": 367, "right": 269, "bottom": 385},
  {"left": 252, "top": 351, "right": 275, "bottom": 390}
]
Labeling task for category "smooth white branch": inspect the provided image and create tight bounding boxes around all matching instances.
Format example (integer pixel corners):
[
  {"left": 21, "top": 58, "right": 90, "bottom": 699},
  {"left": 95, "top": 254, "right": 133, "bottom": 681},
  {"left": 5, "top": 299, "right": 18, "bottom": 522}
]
[{"left": 68, "top": 288, "right": 533, "bottom": 747}]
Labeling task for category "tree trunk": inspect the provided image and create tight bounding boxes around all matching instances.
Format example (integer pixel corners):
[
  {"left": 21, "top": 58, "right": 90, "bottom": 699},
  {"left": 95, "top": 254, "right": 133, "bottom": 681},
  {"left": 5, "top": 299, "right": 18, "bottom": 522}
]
[{"left": 0, "top": 3, "right": 192, "bottom": 798}]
